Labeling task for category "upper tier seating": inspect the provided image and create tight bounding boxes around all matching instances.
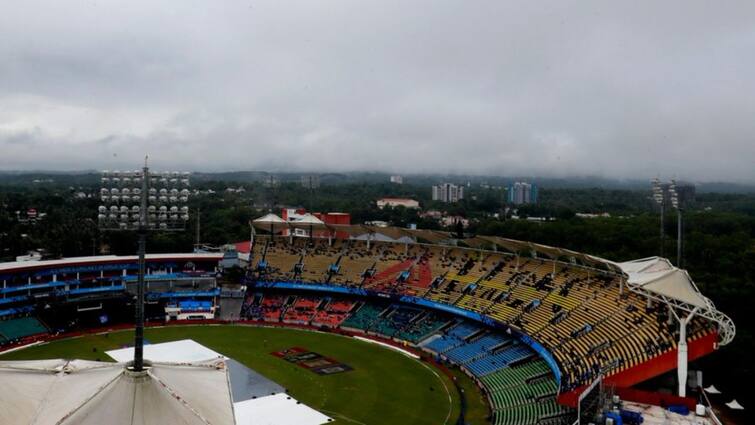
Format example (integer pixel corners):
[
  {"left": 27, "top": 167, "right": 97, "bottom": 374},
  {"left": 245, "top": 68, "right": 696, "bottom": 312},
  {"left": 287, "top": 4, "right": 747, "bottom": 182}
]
[{"left": 250, "top": 238, "right": 716, "bottom": 391}]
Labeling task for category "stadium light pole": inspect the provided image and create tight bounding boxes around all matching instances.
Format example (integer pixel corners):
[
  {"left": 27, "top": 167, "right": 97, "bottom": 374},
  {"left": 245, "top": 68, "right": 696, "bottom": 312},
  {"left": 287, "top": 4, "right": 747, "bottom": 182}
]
[
  {"left": 651, "top": 178, "right": 665, "bottom": 258},
  {"left": 669, "top": 180, "right": 683, "bottom": 268},
  {"left": 98, "top": 157, "right": 190, "bottom": 371}
]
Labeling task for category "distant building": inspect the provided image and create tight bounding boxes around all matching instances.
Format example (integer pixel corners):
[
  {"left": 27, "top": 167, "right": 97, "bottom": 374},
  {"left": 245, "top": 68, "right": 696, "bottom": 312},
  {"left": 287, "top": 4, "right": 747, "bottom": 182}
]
[
  {"left": 440, "top": 215, "right": 470, "bottom": 228},
  {"left": 389, "top": 175, "right": 403, "bottom": 184},
  {"left": 420, "top": 210, "right": 470, "bottom": 228},
  {"left": 376, "top": 198, "right": 420, "bottom": 209},
  {"left": 16, "top": 251, "right": 43, "bottom": 262},
  {"left": 507, "top": 182, "right": 538, "bottom": 205},
  {"left": 16, "top": 208, "right": 45, "bottom": 224},
  {"left": 419, "top": 210, "right": 443, "bottom": 219},
  {"left": 576, "top": 212, "right": 611, "bottom": 219},
  {"left": 432, "top": 183, "right": 464, "bottom": 203},
  {"left": 364, "top": 220, "right": 390, "bottom": 227}
]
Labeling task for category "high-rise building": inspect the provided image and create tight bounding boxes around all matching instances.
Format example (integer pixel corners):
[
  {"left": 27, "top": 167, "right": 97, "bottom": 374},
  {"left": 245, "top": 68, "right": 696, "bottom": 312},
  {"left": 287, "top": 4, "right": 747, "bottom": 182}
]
[
  {"left": 507, "top": 182, "right": 538, "bottom": 205},
  {"left": 389, "top": 175, "right": 403, "bottom": 184},
  {"left": 432, "top": 183, "right": 464, "bottom": 203}
]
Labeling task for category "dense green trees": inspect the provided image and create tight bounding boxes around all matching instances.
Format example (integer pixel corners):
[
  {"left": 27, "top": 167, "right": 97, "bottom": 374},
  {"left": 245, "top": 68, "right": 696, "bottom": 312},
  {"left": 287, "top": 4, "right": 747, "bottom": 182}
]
[{"left": 2, "top": 179, "right": 754, "bottom": 405}]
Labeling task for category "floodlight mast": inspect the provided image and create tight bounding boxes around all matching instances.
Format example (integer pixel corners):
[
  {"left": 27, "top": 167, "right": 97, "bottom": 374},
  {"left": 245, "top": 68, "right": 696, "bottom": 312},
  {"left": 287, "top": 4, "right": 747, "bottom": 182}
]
[
  {"left": 652, "top": 177, "right": 684, "bottom": 267},
  {"left": 669, "top": 179, "right": 683, "bottom": 268},
  {"left": 98, "top": 157, "right": 190, "bottom": 372},
  {"left": 651, "top": 178, "right": 665, "bottom": 258},
  {"left": 134, "top": 160, "right": 149, "bottom": 372}
]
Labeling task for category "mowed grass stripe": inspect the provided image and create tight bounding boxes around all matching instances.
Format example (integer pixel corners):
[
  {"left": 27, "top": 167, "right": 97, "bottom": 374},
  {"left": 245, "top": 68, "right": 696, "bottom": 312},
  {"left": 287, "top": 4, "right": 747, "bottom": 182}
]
[{"left": 0, "top": 325, "right": 462, "bottom": 425}]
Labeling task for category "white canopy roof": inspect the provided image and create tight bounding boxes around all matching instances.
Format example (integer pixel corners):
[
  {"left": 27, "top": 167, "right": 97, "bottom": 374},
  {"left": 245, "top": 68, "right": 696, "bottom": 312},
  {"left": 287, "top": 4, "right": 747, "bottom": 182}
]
[
  {"left": 617, "top": 257, "right": 710, "bottom": 309},
  {"left": 289, "top": 213, "right": 324, "bottom": 225},
  {"left": 288, "top": 214, "right": 327, "bottom": 230},
  {"left": 0, "top": 359, "right": 236, "bottom": 425},
  {"left": 252, "top": 213, "right": 286, "bottom": 224},
  {"left": 252, "top": 214, "right": 289, "bottom": 234},
  {"left": 615, "top": 256, "right": 736, "bottom": 346}
]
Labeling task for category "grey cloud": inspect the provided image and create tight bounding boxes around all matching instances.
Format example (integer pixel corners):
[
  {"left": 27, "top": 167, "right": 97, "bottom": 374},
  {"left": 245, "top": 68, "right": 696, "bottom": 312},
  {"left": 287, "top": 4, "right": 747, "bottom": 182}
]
[{"left": 1, "top": 0, "right": 754, "bottom": 182}]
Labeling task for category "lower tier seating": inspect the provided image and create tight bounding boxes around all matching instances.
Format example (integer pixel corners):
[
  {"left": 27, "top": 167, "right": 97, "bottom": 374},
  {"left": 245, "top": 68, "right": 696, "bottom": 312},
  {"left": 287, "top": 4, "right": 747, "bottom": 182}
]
[{"left": 0, "top": 316, "right": 48, "bottom": 341}]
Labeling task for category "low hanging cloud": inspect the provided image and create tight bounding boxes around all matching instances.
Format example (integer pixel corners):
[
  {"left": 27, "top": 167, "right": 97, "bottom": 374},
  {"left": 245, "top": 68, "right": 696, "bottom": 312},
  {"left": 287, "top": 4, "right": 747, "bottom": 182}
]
[{"left": 1, "top": 0, "right": 754, "bottom": 182}]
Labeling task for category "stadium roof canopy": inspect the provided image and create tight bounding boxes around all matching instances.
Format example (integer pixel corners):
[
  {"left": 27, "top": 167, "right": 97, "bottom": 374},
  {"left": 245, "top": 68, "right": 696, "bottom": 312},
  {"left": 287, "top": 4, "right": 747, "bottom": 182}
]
[
  {"left": 405, "top": 229, "right": 453, "bottom": 244},
  {"left": 617, "top": 257, "right": 709, "bottom": 308},
  {"left": 466, "top": 235, "right": 621, "bottom": 272},
  {"left": 0, "top": 253, "right": 224, "bottom": 274},
  {"left": 615, "top": 257, "right": 735, "bottom": 345},
  {"left": 0, "top": 359, "right": 236, "bottom": 425}
]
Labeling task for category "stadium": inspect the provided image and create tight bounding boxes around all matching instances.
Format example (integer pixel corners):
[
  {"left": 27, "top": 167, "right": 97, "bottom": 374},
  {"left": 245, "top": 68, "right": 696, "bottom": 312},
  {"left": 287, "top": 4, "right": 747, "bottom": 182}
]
[{"left": 0, "top": 215, "right": 735, "bottom": 425}]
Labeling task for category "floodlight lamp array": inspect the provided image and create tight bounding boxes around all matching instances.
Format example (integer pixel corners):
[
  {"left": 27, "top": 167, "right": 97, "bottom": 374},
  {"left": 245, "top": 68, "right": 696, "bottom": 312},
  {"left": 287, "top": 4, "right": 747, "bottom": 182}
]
[
  {"left": 98, "top": 169, "right": 190, "bottom": 231},
  {"left": 651, "top": 178, "right": 664, "bottom": 205},
  {"left": 668, "top": 179, "right": 679, "bottom": 209}
]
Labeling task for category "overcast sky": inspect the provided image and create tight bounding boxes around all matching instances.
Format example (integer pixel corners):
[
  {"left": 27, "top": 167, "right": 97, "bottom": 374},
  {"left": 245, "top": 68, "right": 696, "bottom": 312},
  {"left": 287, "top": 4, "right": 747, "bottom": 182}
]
[{"left": 1, "top": 1, "right": 754, "bottom": 181}]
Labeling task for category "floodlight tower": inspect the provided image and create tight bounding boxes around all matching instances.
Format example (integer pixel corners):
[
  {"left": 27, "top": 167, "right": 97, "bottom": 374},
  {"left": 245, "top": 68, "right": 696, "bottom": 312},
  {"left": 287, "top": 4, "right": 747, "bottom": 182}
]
[
  {"left": 669, "top": 180, "right": 683, "bottom": 268},
  {"left": 651, "top": 178, "right": 665, "bottom": 258},
  {"left": 98, "top": 158, "right": 190, "bottom": 371}
]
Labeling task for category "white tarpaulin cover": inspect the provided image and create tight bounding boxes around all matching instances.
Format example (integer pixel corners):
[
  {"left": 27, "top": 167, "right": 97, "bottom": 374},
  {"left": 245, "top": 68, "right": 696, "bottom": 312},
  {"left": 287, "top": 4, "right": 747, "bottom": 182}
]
[
  {"left": 233, "top": 393, "right": 332, "bottom": 425},
  {"left": 106, "top": 339, "right": 224, "bottom": 363},
  {"left": 617, "top": 257, "right": 710, "bottom": 309},
  {"left": 0, "top": 359, "right": 235, "bottom": 425}
]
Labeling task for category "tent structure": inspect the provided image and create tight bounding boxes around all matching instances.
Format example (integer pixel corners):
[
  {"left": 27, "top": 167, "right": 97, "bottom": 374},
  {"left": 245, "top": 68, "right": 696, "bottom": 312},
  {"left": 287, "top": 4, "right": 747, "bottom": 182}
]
[
  {"left": 0, "top": 359, "right": 236, "bottom": 425},
  {"left": 287, "top": 213, "right": 325, "bottom": 227},
  {"left": 104, "top": 339, "right": 331, "bottom": 425},
  {"left": 703, "top": 385, "right": 722, "bottom": 394},
  {"left": 251, "top": 213, "right": 288, "bottom": 235},
  {"left": 618, "top": 257, "right": 711, "bottom": 309},
  {"left": 287, "top": 213, "right": 327, "bottom": 238},
  {"left": 615, "top": 257, "right": 734, "bottom": 346},
  {"left": 1, "top": 340, "right": 333, "bottom": 425}
]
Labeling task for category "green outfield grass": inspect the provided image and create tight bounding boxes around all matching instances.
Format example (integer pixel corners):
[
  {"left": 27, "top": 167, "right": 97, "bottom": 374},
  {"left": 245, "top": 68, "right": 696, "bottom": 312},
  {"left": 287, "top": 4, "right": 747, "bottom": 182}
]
[
  {"left": 448, "top": 367, "right": 492, "bottom": 424},
  {"left": 0, "top": 325, "right": 489, "bottom": 425}
]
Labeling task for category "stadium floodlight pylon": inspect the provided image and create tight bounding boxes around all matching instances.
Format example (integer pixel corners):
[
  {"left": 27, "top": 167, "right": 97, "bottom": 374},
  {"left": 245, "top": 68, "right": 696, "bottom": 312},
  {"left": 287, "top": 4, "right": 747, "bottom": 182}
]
[
  {"left": 651, "top": 177, "right": 665, "bottom": 258},
  {"left": 98, "top": 156, "right": 190, "bottom": 371},
  {"left": 668, "top": 179, "right": 683, "bottom": 268}
]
